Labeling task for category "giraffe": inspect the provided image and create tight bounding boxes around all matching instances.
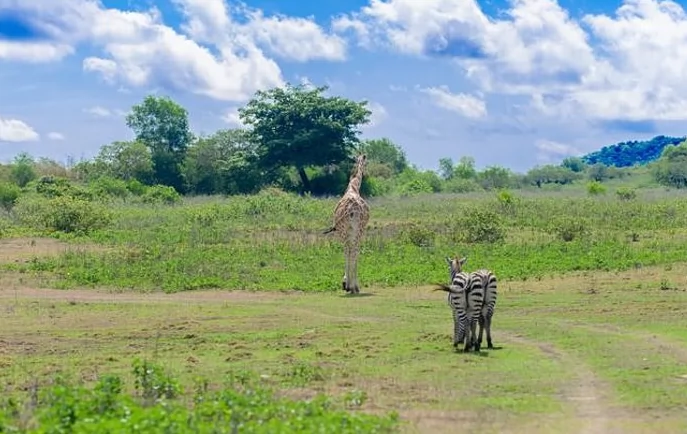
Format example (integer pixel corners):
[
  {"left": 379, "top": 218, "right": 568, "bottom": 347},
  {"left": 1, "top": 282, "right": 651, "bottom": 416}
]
[{"left": 323, "top": 154, "right": 370, "bottom": 294}]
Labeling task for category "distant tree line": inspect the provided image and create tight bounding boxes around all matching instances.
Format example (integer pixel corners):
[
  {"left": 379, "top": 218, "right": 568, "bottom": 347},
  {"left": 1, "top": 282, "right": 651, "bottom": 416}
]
[{"left": 2, "top": 83, "right": 687, "bottom": 198}]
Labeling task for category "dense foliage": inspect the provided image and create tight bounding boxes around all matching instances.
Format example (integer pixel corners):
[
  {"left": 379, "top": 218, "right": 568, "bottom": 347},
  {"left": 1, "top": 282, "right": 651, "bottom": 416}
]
[{"left": 581, "top": 135, "right": 685, "bottom": 167}]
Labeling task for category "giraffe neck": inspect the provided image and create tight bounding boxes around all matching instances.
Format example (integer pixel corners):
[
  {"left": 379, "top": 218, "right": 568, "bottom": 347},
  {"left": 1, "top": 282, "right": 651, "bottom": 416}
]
[{"left": 346, "top": 160, "right": 365, "bottom": 194}]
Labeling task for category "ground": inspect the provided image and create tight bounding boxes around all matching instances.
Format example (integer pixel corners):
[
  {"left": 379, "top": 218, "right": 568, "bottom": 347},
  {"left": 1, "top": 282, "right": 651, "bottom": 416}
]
[{"left": 2, "top": 238, "right": 687, "bottom": 433}]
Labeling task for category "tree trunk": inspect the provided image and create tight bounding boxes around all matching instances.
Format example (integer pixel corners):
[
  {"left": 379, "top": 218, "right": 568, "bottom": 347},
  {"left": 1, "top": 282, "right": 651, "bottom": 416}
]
[{"left": 297, "top": 166, "right": 311, "bottom": 192}]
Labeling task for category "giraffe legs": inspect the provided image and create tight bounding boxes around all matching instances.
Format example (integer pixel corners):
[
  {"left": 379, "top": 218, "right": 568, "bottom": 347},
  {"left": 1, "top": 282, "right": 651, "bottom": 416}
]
[
  {"left": 348, "top": 247, "right": 360, "bottom": 294},
  {"left": 342, "top": 243, "right": 351, "bottom": 292}
]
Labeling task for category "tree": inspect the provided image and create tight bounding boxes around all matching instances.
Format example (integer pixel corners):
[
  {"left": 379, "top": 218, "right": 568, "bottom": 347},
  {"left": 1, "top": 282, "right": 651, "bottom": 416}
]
[
  {"left": 183, "top": 129, "right": 263, "bottom": 195},
  {"left": 438, "top": 158, "right": 454, "bottom": 180},
  {"left": 454, "top": 156, "right": 477, "bottom": 179},
  {"left": 11, "top": 152, "right": 36, "bottom": 187},
  {"left": 359, "top": 138, "right": 408, "bottom": 175},
  {"left": 125, "top": 95, "right": 193, "bottom": 192},
  {"left": 652, "top": 141, "right": 687, "bottom": 188},
  {"left": 94, "top": 141, "right": 155, "bottom": 184},
  {"left": 238, "top": 83, "right": 371, "bottom": 192},
  {"left": 526, "top": 165, "right": 580, "bottom": 187},
  {"left": 561, "top": 156, "right": 586, "bottom": 173},
  {"left": 477, "top": 166, "right": 512, "bottom": 190}
]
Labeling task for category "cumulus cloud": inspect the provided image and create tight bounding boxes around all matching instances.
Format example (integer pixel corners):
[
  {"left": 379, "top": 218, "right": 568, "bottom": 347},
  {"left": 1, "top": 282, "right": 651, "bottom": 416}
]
[
  {"left": 0, "top": 0, "right": 346, "bottom": 101},
  {"left": 0, "top": 118, "right": 39, "bottom": 142},
  {"left": 419, "top": 85, "right": 486, "bottom": 118},
  {"left": 222, "top": 107, "right": 244, "bottom": 127},
  {"left": 364, "top": 101, "right": 388, "bottom": 128},
  {"left": 47, "top": 132, "right": 65, "bottom": 140},
  {"left": 335, "top": 0, "right": 687, "bottom": 122}
]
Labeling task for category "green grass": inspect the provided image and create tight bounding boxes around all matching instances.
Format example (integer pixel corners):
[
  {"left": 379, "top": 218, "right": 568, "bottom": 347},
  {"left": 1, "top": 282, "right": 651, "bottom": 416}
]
[
  {"left": 6, "top": 189, "right": 687, "bottom": 292},
  {"left": 2, "top": 266, "right": 687, "bottom": 432}
]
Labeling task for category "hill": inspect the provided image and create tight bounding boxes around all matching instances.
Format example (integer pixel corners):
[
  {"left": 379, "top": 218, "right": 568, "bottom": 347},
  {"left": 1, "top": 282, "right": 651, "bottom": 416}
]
[{"left": 581, "top": 135, "right": 685, "bottom": 167}]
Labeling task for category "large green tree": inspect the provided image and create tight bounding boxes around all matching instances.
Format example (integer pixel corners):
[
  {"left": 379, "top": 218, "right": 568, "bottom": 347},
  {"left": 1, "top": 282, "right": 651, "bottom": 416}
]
[
  {"left": 183, "top": 129, "right": 263, "bottom": 195},
  {"left": 652, "top": 141, "right": 687, "bottom": 188},
  {"left": 125, "top": 95, "right": 192, "bottom": 192},
  {"left": 359, "top": 138, "right": 408, "bottom": 175},
  {"left": 238, "top": 83, "right": 371, "bottom": 192}
]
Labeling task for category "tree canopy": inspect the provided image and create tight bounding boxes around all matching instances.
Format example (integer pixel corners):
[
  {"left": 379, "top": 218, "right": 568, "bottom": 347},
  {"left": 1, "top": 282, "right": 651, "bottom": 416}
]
[{"left": 238, "top": 84, "right": 371, "bottom": 192}]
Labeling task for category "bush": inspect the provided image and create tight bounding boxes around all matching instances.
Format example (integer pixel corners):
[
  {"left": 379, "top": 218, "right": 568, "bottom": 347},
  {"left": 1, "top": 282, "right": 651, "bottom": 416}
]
[
  {"left": 89, "top": 176, "right": 131, "bottom": 200},
  {"left": 616, "top": 187, "right": 637, "bottom": 201},
  {"left": 586, "top": 181, "right": 606, "bottom": 196},
  {"left": 456, "top": 207, "right": 505, "bottom": 244},
  {"left": 548, "top": 216, "right": 589, "bottom": 242},
  {"left": 142, "top": 185, "right": 181, "bottom": 205},
  {"left": 0, "top": 182, "right": 21, "bottom": 212},
  {"left": 401, "top": 222, "right": 435, "bottom": 247},
  {"left": 14, "top": 195, "right": 113, "bottom": 234}
]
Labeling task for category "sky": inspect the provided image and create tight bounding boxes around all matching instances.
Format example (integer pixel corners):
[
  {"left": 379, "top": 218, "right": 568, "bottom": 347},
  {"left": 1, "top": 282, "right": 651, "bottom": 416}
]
[{"left": 1, "top": 0, "right": 687, "bottom": 173}]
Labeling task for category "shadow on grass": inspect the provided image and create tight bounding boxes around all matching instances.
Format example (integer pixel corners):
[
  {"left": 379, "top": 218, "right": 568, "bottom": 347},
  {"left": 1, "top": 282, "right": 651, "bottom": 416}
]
[{"left": 340, "top": 292, "right": 375, "bottom": 298}]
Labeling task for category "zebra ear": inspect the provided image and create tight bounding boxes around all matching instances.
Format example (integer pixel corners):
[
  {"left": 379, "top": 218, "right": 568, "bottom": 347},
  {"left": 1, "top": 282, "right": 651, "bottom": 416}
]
[
  {"left": 459, "top": 257, "right": 467, "bottom": 266},
  {"left": 445, "top": 256, "right": 452, "bottom": 265}
]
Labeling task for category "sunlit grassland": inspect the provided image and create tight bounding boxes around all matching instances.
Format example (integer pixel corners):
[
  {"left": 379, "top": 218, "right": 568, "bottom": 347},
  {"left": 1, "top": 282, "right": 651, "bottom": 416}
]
[
  {"left": 2, "top": 263, "right": 687, "bottom": 432},
  {"left": 4, "top": 187, "right": 687, "bottom": 292}
]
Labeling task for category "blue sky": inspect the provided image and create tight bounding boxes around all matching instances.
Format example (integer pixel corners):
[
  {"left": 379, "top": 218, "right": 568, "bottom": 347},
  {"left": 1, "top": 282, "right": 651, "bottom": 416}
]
[{"left": 1, "top": 0, "right": 686, "bottom": 173}]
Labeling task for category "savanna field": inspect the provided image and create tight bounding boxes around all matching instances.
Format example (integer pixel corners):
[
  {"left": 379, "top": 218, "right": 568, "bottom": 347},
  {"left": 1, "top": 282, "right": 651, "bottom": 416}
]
[{"left": 2, "top": 187, "right": 687, "bottom": 433}]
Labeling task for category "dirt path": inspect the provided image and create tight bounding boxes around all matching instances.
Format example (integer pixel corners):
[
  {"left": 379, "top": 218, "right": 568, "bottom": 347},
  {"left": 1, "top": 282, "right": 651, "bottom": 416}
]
[
  {"left": 0, "top": 286, "right": 294, "bottom": 304},
  {"left": 501, "top": 332, "right": 627, "bottom": 434}
]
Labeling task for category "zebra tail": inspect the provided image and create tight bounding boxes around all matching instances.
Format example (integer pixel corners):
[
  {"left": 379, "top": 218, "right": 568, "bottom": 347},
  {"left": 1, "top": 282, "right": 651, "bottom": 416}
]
[{"left": 432, "top": 283, "right": 462, "bottom": 294}]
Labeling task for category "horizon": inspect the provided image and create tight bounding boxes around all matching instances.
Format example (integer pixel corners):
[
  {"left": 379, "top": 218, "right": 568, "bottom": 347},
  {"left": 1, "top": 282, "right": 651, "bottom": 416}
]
[{"left": 1, "top": 0, "right": 687, "bottom": 173}]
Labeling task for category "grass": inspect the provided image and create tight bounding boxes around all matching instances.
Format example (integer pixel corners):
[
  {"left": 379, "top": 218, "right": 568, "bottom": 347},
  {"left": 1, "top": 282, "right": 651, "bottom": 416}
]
[
  {"left": 2, "top": 262, "right": 687, "bottom": 432},
  {"left": 2, "top": 189, "right": 687, "bottom": 432}
]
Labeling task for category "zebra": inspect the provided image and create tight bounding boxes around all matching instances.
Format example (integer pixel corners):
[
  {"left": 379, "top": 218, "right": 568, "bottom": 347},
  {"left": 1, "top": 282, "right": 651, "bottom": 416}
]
[
  {"left": 433, "top": 256, "right": 484, "bottom": 352},
  {"left": 472, "top": 269, "right": 498, "bottom": 351},
  {"left": 449, "top": 255, "right": 498, "bottom": 351}
]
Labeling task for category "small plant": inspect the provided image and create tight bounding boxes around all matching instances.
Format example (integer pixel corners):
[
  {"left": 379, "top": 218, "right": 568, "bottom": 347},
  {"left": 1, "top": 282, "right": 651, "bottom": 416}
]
[
  {"left": 401, "top": 222, "right": 435, "bottom": 247},
  {"left": 548, "top": 216, "right": 588, "bottom": 242},
  {"left": 131, "top": 358, "right": 182, "bottom": 404},
  {"left": 587, "top": 181, "right": 606, "bottom": 196},
  {"left": 616, "top": 187, "right": 637, "bottom": 201}
]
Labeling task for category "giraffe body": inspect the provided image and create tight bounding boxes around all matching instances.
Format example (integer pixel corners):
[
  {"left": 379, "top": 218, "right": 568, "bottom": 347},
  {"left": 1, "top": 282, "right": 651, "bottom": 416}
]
[{"left": 324, "top": 154, "right": 369, "bottom": 294}]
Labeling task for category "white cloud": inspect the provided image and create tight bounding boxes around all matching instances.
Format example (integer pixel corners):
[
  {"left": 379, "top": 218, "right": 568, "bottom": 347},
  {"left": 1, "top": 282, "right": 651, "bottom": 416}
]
[
  {"left": 0, "top": 0, "right": 345, "bottom": 102},
  {"left": 222, "top": 107, "right": 244, "bottom": 127},
  {"left": 365, "top": 101, "right": 388, "bottom": 127},
  {"left": 242, "top": 10, "right": 347, "bottom": 62},
  {"left": 335, "top": 0, "right": 687, "bottom": 122},
  {"left": 535, "top": 139, "right": 582, "bottom": 163},
  {"left": 419, "top": 85, "right": 486, "bottom": 119},
  {"left": 0, "top": 118, "right": 40, "bottom": 142},
  {"left": 84, "top": 106, "right": 112, "bottom": 117},
  {"left": 48, "top": 132, "right": 65, "bottom": 140}
]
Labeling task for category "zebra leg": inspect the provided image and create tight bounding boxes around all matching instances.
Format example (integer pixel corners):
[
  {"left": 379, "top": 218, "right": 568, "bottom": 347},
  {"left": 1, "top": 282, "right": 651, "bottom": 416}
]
[
  {"left": 453, "top": 311, "right": 462, "bottom": 349},
  {"left": 486, "top": 314, "right": 494, "bottom": 349},
  {"left": 472, "top": 318, "right": 480, "bottom": 352},
  {"left": 463, "top": 319, "right": 473, "bottom": 352},
  {"left": 477, "top": 314, "right": 485, "bottom": 350}
]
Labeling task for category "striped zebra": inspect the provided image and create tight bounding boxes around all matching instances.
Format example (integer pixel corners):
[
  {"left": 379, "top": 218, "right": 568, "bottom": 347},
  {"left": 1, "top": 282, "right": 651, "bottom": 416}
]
[
  {"left": 433, "top": 257, "right": 484, "bottom": 352},
  {"left": 472, "top": 269, "right": 498, "bottom": 351},
  {"left": 449, "top": 256, "right": 498, "bottom": 351}
]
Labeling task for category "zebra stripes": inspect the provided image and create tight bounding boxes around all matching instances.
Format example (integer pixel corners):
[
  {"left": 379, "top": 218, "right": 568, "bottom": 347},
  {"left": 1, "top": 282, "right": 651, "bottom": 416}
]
[
  {"left": 435, "top": 256, "right": 497, "bottom": 352},
  {"left": 472, "top": 269, "right": 497, "bottom": 350}
]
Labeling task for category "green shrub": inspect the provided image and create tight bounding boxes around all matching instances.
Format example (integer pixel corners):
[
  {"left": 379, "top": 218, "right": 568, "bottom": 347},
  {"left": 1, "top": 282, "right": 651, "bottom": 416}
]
[
  {"left": 142, "top": 185, "right": 181, "bottom": 205},
  {"left": 0, "top": 182, "right": 21, "bottom": 212},
  {"left": 616, "top": 187, "right": 637, "bottom": 201},
  {"left": 401, "top": 222, "right": 435, "bottom": 247},
  {"left": 89, "top": 176, "right": 131, "bottom": 199},
  {"left": 587, "top": 181, "right": 606, "bottom": 196},
  {"left": 456, "top": 207, "right": 505, "bottom": 244},
  {"left": 548, "top": 216, "right": 589, "bottom": 242},
  {"left": 14, "top": 195, "right": 113, "bottom": 234}
]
